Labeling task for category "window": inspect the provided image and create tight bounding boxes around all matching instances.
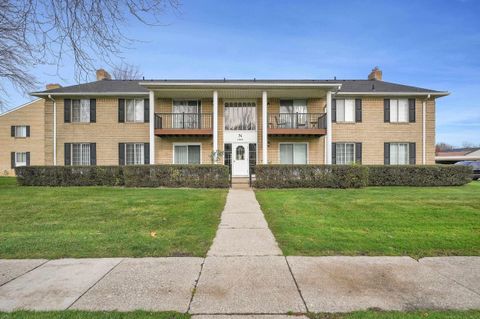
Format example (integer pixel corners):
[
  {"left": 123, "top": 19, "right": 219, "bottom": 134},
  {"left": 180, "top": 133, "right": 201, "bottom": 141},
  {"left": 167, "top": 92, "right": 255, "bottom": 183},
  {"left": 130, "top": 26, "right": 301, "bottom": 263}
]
[
  {"left": 236, "top": 145, "right": 245, "bottom": 160},
  {"left": 174, "top": 145, "right": 201, "bottom": 164},
  {"left": 224, "top": 144, "right": 232, "bottom": 172},
  {"left": 279, "top": 100, "right": 308, "bottom": 128},
  {"left": 14, "top": 126, "right": 27, "bottom": 137},
  {"left": 390, "top": 99, "right": 409, "bottom": 122},
  {"left": 336, "top": 143, "right": 355, "bottom": 164},
  {"left": 15, "top": 152, "right": 27, "bottom": 167},
  {"left": 126, "top": 143, "right": 145, "bottom": 165},
  {"left": 390, "top": 143, "right": 409, "bottom": 165},
  {"left": 335, "top": 99, "right": 355, "bottom": 122},
  {"left": 224, "top": 101, "right": 256, "bottom": 130},
  {"left": 72, "top": 99, "right": 90, "bottom": 123},
  {"left": 173, "top": 100, "right": 200, "bottom": 128},
  {"left": 72, "top": 143, "right": 91, "bottom": 166},
  {"left": 126, "top": 99, "right": 145, "bottom": 123},
  {"left": 280, "top": 143, "right": 307, "bottom": 164}
]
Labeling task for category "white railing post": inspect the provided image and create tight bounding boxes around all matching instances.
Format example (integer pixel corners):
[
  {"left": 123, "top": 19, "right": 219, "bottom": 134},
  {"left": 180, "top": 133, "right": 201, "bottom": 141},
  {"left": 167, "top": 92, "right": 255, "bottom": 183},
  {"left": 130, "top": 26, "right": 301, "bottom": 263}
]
[
  {"left": 149, "top": 90, "right": 155, "bottom": 164},
  {"left": 262, "top": 91, "right": 268, "bottom": 164},
  {"left": 213, "top": 90, "right": 218, "bottom": 163},
  {"left": 326, "top": 91, "right": 333, "bottom": 164}
]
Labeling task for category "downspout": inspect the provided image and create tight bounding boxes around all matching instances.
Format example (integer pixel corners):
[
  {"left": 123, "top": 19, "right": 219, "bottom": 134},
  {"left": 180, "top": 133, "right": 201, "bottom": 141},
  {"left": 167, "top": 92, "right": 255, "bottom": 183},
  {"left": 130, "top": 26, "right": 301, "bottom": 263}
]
[
  {"left": 48, "top": 94, "right": 57, "bottom": 166},
  {"left": 422, "top": 94, "right": 430, "bottom": 165}
]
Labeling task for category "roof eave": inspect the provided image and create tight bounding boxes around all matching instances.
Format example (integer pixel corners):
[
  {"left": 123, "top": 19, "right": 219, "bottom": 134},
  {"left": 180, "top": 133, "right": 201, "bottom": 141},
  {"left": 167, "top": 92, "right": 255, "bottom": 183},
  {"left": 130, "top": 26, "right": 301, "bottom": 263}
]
[
  {"left": 30, "top": 92, "right": 149, "bottom": 97},
  {"left": 138, "top": 82, "right": 343, "bottom": 90},
  {"left": 336, "top": 91, "right": 450, "bottom": 97}
]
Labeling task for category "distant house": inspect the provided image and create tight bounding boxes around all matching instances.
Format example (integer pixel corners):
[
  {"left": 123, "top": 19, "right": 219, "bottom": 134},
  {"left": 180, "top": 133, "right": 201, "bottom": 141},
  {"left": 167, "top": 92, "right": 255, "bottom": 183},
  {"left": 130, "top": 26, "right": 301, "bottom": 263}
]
[{"left": 436, "top": 148, "right": 480, "bottom": 164}]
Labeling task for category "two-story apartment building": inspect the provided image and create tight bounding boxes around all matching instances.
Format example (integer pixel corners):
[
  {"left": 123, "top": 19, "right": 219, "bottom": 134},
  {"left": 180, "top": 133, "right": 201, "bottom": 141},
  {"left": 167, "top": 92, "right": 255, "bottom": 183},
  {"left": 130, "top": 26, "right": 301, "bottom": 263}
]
[{"left": 0, "top": 68, "right": 448, "bottom": 176}]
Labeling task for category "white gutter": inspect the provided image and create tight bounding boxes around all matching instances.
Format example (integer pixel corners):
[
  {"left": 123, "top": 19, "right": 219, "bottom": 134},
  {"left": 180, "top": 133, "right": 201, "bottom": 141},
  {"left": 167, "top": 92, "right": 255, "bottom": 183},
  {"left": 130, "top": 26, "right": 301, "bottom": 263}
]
[
  {"left": 139, "top": 82, "right": 343, "bottom": 88},
  {"left": 47, "top": 94, "right": 57, "bottom": 166},
  {"left": 32, "top": 92, "right": 148, "bottom": 97},
  {"left": 336, "top": 91, "right": 449, "bottom": 97}
]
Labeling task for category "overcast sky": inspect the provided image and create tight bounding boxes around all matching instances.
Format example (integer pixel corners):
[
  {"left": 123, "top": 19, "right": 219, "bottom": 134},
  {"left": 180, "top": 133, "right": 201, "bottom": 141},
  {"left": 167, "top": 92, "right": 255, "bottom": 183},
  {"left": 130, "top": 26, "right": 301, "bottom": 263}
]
[{"left": 3, "top": 0, "right": 479, "bottom": 146}]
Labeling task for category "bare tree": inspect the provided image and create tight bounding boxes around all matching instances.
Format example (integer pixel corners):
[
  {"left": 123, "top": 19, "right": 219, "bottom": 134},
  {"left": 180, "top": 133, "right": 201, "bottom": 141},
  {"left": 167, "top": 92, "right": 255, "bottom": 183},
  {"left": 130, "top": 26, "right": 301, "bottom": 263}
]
[
  {"left": 112, "top": 63, "right": 143, "bottom": 80},
  {"left": 436, "top": 142, "right": 455, "bottom": 152},
  {"left": 0, "top": 0, "right": 180, "bottom": 110}
]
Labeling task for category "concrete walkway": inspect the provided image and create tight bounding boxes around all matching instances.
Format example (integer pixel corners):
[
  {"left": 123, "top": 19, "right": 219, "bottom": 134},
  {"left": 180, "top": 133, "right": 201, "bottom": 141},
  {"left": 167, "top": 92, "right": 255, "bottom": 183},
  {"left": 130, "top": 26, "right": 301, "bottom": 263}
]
[{"left": 1, "top": 188, "right": 480, "bottom": 315}]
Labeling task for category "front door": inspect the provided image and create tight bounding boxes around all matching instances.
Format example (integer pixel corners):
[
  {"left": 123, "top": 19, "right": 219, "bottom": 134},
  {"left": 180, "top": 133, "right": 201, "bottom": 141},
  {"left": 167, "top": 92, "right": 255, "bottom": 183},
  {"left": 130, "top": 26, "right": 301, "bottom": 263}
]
[{"left": 232, "top": 143, "right": 249, "bottom": 177}]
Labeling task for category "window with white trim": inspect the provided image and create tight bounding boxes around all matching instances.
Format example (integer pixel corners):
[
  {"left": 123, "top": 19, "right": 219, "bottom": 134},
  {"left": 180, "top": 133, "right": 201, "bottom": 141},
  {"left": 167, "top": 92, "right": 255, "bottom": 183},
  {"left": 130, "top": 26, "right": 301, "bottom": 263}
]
[
  {"left": 14, "top": 126, "right": 27, "bottom": 137},
  {"left": 72, "top": 99, "right": 91, "bottom": 123},
  {"left": 390, "top": 99, "right": 409, "bottom": 123},
  {"left": 125, "top": 99, "right": 145, "bottom": 123},
  {"left": 336, "top": 99, "right": 355, "bottom": 122},
  {"left": 71, "top": 143, "right": 91, "bottom": 166},
  {"left": 280, "top": 143, "right": 307, "bottom": 164},
  {"left": 15, "top": 152, "right": 27, "bottom": 167},
  {"left": 390, "top": 143, "right": 409, "bottom": 165},
  {"left": 126, "top": 143, "right": 145, "bottom": 165},
  {"left": 224, "top": 101, "right": 256, "bottom": 130},
  {"left": 336, "top": 143, "right": 355, "bottom": 164},
  {"left": 174, "top": 145, "right": 201, "bottom": 164}
]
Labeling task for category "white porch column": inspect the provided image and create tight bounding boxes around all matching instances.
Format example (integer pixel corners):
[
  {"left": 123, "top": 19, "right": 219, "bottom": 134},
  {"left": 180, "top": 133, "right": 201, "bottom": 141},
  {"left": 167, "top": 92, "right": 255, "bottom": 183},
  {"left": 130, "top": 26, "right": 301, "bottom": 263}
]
[
  {"left": 149, "top": 90, "right": 155, "bottom": 164},
  {"left": 262, "top": 91, "right": 268, "bottom": 164},
  {"left": 422, "top": 99, "right": 427, "bottom": 165},
  {"left": 213, "top": 90, "right": 219, "bottom": 163},
  {"left": 326, "top": 91, "right": 333, "bottom": 164}
]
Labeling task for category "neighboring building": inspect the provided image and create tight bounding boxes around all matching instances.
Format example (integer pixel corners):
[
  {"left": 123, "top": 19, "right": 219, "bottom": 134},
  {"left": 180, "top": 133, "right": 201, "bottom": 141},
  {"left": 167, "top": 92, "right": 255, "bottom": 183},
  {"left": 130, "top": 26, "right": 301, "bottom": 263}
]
[
  {"left": 436, "top": 148, "right": 480, "bottom": 164},
  {"left": 0, "top": 67, "right": 448, "bottom": 176}
]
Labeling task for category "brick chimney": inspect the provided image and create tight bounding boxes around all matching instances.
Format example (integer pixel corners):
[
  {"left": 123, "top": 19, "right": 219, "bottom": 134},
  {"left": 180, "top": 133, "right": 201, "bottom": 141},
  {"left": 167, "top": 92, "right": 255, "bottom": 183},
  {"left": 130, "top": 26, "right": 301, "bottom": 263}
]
[
  {"left": 368, "top": 67, "right": 382, "bottom": 81},
  {"left": 96, "top": 68, "right": 111, "bottom": 81},
  {"left": 46, "top": 83, "right": 61, "bottom": 90}
]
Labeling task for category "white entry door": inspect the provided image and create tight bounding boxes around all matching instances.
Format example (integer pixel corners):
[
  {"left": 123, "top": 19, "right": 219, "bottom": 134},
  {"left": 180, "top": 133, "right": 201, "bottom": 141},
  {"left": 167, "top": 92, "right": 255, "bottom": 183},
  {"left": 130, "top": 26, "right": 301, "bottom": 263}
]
[{"left": 232, "top": 143, "right": 249, "bottom": 177}]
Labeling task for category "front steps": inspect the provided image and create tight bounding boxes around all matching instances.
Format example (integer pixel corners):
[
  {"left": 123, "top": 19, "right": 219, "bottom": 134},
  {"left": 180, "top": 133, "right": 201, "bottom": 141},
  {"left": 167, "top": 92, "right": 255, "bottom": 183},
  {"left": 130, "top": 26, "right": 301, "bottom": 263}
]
[{"left": 231, "top": 177, "right": 251, "bottom": 189}]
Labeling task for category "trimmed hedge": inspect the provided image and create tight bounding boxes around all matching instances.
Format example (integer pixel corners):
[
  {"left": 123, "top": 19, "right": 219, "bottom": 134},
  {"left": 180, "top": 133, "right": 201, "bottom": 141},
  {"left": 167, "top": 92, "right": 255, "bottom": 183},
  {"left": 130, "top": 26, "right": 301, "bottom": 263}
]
[
  {"left": 15, "top": 165, "right": 230, "bottom": 188},
  {"left": 123, "top": 165, "right": 230, "bottom": 188},
  {"left": 253, "top": 164, "right": 472, "bottom": 188},
  {"left": 15, "top": 166, "right": 124, "bottom": 187},
  {"left": 253, "top": 165, "right": 368, "bottom": 189},
  {"left": 367, "top": 165, "right": 472, "bottom": 187}
]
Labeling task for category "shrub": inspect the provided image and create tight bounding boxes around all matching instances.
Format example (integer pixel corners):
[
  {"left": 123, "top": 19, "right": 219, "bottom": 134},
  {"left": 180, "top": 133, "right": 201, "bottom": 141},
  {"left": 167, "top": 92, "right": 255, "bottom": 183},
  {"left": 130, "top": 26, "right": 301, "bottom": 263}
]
[
  {"left": 367, "top": 165, "right": 472, "bottom": 187},
  {"left": 123, "top": 165, "right": 230, "bottom": 188},
  {"left": 15, "top": 166, "right": 124, "bottom": 186},
  {"left": 253, "top": 164, "right": 368, "bottom": 189}
]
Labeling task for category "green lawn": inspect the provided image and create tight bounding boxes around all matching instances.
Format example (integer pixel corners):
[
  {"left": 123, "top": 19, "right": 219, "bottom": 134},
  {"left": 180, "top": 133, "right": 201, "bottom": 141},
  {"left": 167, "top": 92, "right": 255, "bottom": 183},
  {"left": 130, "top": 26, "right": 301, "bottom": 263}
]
[
  {"left": 0, "top": 177, "right": 227, "bottom": 259},
  {"left": 0, "top": 311, "right": 188, "bottom": 319},
  {"left": 256, "top": 183, "right": 480, "bottom": 257},
  {"left": 308, "top": 310, "right": 480, "bottom": 319}
]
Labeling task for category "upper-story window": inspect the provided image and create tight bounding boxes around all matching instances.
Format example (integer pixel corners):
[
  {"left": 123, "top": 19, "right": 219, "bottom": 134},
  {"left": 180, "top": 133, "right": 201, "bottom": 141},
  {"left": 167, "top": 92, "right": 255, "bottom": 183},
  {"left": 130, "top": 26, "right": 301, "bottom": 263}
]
[
  {"left": 389, "top": 99, "right": 409, "bottom": 122},
  {"left": 11, "top": 125, "right": 30, "bottom": 138},
  {"left": 335, "top": 99, "right": 355, "bottom": 122},
  {"left": 279, "top": 100, "right": 307, "bottom": 128},
  {"left": 65, "top": 99, "right": 96, "bottom": 123},
  {"left": 225, "top": 101, "right": 256, "bottom": 130},
  {"left": 173, "top": 100, "right": 200, "bottom": 129},
  {"left": 126, "top": 99, "right": 145, "bottom": 123}
]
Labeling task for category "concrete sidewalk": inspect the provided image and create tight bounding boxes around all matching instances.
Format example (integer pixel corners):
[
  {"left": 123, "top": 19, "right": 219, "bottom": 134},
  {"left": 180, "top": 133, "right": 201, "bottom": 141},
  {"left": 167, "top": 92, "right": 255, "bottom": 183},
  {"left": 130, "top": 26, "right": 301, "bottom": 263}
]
[{"left": 1, "top": 188, "right": 480, "bottom": 314}]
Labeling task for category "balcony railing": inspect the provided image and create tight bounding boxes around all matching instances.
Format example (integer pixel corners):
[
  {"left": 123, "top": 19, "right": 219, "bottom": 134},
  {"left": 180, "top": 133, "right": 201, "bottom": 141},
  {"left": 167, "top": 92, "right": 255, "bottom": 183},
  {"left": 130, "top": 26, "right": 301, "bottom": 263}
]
[
  {"left": 268, "top": 113, "right": 326, "bottom": 129},
  {"left": 154, "top": 113, "right": 213, "bottom": 136}
]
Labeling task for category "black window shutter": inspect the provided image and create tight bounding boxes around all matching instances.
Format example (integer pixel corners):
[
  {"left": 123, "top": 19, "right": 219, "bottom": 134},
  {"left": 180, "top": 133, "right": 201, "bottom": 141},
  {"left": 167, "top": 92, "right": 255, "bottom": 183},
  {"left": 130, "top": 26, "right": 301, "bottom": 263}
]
[
  {"left": 64, "top": 143, "right": 71, "bottom": 166},
  {"left": 355, "top": 99, "right": 362, "bottom": 123},
  {"left": 331, "top": 99, "right": 337, "bottom": 122},
  {"left": 118, "top": 99, "right": 125, "bottom": 123},
  {"left": 64, "top": 99, "right": 71, "bottom": 123},
  {"left": 144, "top": 143, "right": 150, "bottom": 164},
  {"left": 144, "top": 99, "right": 150, "bottom": 123},
  {"left": 409, "top": 143, "right": 416, "bottom": 165},
  {"left": 90, "top": 99, "right": 96, "bottom": 123},
  {"left": 331, "top": 142, "right": 336, "bottom": 164},
  {"left": 11, "top": 126, "right": 15, "bottom": 137},
  {"left": 11, "top": 152, "right": 15, "bottom": 168},
  {"left": 355, "top": 143, "right": 362, "bottom": 164},
  {"left": 90, "top": 143, "right": 96, "bottom": 165},
  {"left": 26, "top": 152, "right": 30, "bottom": 166},
  {"left": 409, "top": 99, "right": 416, "bottom": 123},
  {"left": 384, "top": 143, "right": 390, "bottom": 165},
  {"left": 384, "top": 99, "right": 390, "bottom": 123},
  {"left": 26, "top": 126, "right": 30, "bottom": 137},
  {"left": 118, "top": 143, "right": 125, "bottom": 165}
]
